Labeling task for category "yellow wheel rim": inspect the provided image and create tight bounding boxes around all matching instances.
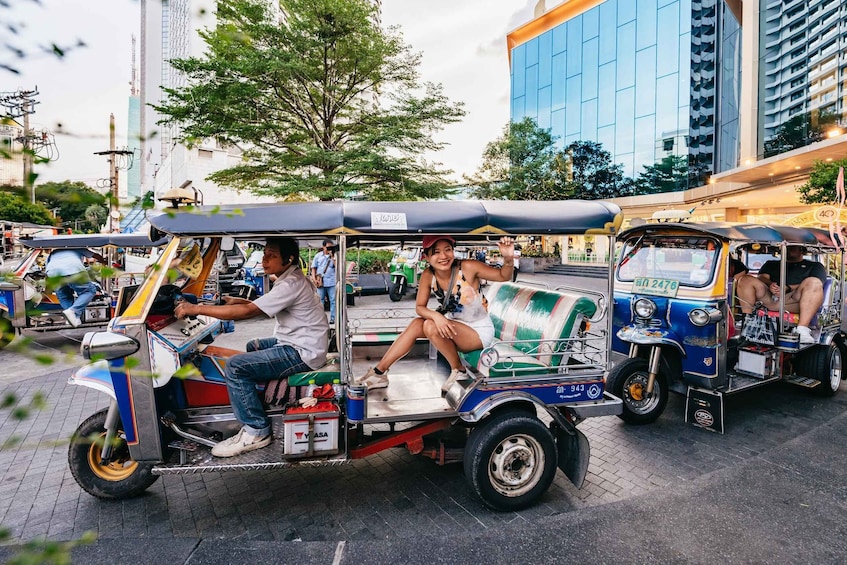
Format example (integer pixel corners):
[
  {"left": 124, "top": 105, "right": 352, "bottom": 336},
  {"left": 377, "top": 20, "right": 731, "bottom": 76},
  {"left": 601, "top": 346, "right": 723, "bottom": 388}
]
[
  {"left": 628, "top": 382, "right": 644, "bottom": 401},
  {"left": 86, "top": 432, "right": 138, "bottom": 481}
]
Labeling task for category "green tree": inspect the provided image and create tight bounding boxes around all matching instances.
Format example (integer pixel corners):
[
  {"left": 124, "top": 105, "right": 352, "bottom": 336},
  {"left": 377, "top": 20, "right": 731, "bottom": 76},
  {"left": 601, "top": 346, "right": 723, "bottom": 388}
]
[
  {"left": 34, "top": 180, "right": 107, "bottom": 230},
  {"left": 565, "top": 140, "right": 634, "bottom": 199},
  {"left": 0, "top": 192, "right": 55, "bottom": 224},
  {"left": 155, "top": 0, "right": 465, "bottom": 201},
  {"left": 797, "top": 159, "right": 847, "bottom": 204},
  {"left": 633, "top": 154, "right": 689, "bottom": 195},
  {"left": 763, "top": 109, "right": 840, "bottom": 158},
  {"left": 467, "top": 117, "right": 572, "bottom": 200}
]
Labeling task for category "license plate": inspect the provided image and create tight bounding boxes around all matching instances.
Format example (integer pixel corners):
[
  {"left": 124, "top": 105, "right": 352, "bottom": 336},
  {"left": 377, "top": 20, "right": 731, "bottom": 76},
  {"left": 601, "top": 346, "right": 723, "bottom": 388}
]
[{"left": 633, "top": 277, "right": 679, "bottom": 297}]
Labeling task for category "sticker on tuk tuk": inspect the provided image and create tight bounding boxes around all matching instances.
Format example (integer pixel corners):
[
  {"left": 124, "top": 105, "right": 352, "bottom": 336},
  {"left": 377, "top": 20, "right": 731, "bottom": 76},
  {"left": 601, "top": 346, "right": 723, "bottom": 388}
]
[
  {"left": 371, "top": 212, "right": 408, "bottom": 230},
  {"left": 633, "top": 277, "right": 679, "bottom": 297}
]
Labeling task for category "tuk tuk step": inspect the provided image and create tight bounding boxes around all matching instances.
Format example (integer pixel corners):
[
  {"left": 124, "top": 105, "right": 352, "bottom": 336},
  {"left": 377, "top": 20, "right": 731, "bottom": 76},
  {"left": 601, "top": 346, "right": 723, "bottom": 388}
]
[{"left": 784, "top": 375, "right": 821, "bottom": 389}]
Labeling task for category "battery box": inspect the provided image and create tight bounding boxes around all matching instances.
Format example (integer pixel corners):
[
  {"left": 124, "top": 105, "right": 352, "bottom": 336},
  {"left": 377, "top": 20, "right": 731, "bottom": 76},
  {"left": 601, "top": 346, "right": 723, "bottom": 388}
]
[
  {"left": 736, "top": 345, "right": 778, "bottom": 379},
  {"left": 283, "top": 401, "right": 340, "bottom": 458}
]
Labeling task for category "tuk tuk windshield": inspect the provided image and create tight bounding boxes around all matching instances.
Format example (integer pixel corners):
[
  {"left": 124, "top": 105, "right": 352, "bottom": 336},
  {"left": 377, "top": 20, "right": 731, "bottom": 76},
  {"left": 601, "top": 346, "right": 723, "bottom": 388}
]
[{"left": 617, "top": 236, "right": 719, "bottom": 287}]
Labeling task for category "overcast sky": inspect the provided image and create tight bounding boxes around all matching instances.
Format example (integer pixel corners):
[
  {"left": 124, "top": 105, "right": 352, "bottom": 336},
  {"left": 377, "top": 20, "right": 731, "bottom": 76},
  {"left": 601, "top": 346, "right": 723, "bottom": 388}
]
[{"left": 4, "top": 0, "right": 535, "bottom": 188}]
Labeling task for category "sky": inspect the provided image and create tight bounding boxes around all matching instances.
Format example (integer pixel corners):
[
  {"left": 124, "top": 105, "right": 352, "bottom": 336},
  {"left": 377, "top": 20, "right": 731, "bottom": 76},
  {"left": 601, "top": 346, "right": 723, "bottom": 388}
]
[{"left": 3, "top": 0, "right": 536, "bottom": 188}]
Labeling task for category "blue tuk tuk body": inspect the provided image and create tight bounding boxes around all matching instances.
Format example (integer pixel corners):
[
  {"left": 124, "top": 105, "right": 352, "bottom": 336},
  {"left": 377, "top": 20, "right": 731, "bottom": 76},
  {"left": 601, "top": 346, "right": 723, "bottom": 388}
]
[
  {"left": 66, "top": 200, "right": 623, "bottom": 511},
  {"left": 0, "top": 233, "right": 166, "bottom": 346},
  {"left": 610, "top": 222, "right": 845, "bottom": 432}
]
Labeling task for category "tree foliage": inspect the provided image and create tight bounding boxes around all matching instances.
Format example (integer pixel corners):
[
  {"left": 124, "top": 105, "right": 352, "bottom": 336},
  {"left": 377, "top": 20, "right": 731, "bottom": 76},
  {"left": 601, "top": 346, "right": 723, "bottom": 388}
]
[
  {"left": 0, "top": 191, "right": 55, "bottom": 225},
  {"left": 155, "top": 0, "right": 465, "bottom": 201},
  {"left": 565, "top": 141, "right": 634, "bottom": 199},
  {"left": 467, "top": 118, "right": 572, "bottom": 200},
  {"left": 633, "top": 154, "right": 689, "bottom": 194},
  {"left": 797, "top": 159, "right": 847, "bottom": 204},
  {"left": 764, "top": 109, "right": 840, "bottom": 158},
  {"left": 33, "top": 180, "right": 107, "bottom": 230}
]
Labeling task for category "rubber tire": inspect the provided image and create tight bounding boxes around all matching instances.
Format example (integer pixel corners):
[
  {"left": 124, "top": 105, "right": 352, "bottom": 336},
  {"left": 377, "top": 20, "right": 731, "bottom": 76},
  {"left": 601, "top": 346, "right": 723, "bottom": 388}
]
[
  {"left": 389, "top": 277, "right": 406, "bottom": 302},
  {"left": 606, "top": 357, "right": 669, "bottom": 424},
  {"left": 346, "top": 293, "right": 355, "bottom": 306},
  {"left": 463, "top": 410, "right": 558, "bottom": 511},
  {"left": 68, "top": 409, "right": 158, "bottom": 499},
  {"left": 0, "top": 317, "right": 13, "bottom": 349},
  {"left": 796, "top": 343, "right": 842, "bottom": 397}
]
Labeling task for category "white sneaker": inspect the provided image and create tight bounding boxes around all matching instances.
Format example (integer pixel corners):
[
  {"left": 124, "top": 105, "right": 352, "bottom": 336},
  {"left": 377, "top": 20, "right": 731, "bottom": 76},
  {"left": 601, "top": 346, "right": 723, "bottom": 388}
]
[
  {"left": 63, "top": 308, "right": 82, "bottom": 327},
  {"left": 796, "top": 326, "right": 815, "bottom": 345},
  {"left": 211, "top": 428, "right": 272, "bottom": 458},
  {"left": 442, "top": 368, "right": 470, "bottom": 393},
  {"left": 356, "top": 367, "right": 389, "bottom": 389}
]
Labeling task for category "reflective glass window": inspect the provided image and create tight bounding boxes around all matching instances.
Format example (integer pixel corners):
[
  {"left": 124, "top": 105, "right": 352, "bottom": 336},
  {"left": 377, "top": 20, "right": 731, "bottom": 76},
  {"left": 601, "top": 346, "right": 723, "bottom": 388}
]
[
  {"left": 598, "top": 0, "right": 617, "bottom": 64},
  {"left": 598, "top": 63, "right": 616, "bottom": 126},
  {"left": 658, "top": 0, "right": 675, "bottom": 7},
  {"left": 618, "top": 0, "right": 636, "bottom": 24},
  {"left": 583, "top": 6, "right": 599, "bottom": 40},
  {"left": 581, "top": 98, "right": 598, "bottom": 142},
  {"left": 551, "top": 53, "right": 566, "bottom": 110},
  {"left": 618, "top": 152, "right": 635, "bottom": 178},
  {"left": 656, "top": 3, "right": 679, "bottom": 77},
  {"left": 551, "top": 108, "right": 566, "bottom": 145},
  {"left": 538, "top": 86, "right": 552, "bottom": 129},
  {"left": 634, "top": 114, "right": 656, "bottom": 172},
  {"left": 615, "top": 87, "right": 635, "bottom": 155},
  {"left": 525, "top": 65, "right": 539, "bottom": 116},
  {"left": 616, "top": 22, "right": 635, "bottom": 89},
  {"left": 567, "top": 18, "right": 583, "bottom": 77},
  {"left": 526, "top": 37, "right": 539, "bottom": 67},
  {"left": 566, "top": 75, "right": 582, "bottom": 135},
  {"left": 512, "top": 44, "right": 526, "bottom": 97},
  {"left": 635, "top": 47, "right": 657, "bottom": 117},
  {"left": 538, "top": 31, "right": 553, "bottom": 88},
  {"left": 597, "top": 125, "right": 615, "bottom": 156},
  {"left": 582, "top": 37, "right": 599, "bottom": 101},
  {"left": 636, "top": 0, "right": 657, "bottom": 51},
  {"left": 552, "top": 23, "right": 567, "bottom": 54},
  {"left": 511, "top": 96, "right": 526, "bottom": 120},
  {"left": 655, "top": 74, "right": 678, "bottom": 137},
  {"left": 565, "top": 133, "right": 581, "bottom": 146}
]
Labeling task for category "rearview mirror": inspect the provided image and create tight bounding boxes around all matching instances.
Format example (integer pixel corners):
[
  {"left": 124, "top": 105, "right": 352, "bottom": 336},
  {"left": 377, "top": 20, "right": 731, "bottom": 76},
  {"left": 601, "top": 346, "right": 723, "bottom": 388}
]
[{"left": 221, "top": 237, "right": 236, "bottom": 251}]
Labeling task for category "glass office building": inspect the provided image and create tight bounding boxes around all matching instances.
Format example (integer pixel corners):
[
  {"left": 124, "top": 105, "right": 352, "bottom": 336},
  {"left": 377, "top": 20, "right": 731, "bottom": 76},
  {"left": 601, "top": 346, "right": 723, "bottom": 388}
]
[{"left": 509, "top": 0, "right": 741, "bottom": 191}]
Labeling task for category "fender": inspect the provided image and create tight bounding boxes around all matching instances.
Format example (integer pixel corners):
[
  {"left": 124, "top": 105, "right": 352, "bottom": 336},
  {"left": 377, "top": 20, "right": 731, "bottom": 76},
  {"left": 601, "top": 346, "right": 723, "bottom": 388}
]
[
  {"left": 616, "top": 325, "right": 686, "bottom": 357},
  {"left": 457, "top": 390, "right": 549, "bottom": 423},
  {"left": 68, "top": 360, "right": 116, "bottom": 400},
  {"left": 389, "top": 269, "right": 407, "bottom": 280}
]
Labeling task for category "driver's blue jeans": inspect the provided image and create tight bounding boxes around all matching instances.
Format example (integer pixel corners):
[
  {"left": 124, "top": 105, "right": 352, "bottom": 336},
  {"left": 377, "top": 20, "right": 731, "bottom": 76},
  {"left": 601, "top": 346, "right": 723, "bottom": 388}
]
[
  {"left": 55, "top": 281, "right": 97, "bottom": 316},
  {"left": 225, "top": 338, "right": 310, "bottom": 437}
]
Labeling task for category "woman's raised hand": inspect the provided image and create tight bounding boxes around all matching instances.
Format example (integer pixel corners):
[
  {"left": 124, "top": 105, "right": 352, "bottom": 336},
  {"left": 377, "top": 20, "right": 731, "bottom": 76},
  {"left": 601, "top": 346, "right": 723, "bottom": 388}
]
[{"left": 498, "top": 236, "right": 515, "bottom": 260}]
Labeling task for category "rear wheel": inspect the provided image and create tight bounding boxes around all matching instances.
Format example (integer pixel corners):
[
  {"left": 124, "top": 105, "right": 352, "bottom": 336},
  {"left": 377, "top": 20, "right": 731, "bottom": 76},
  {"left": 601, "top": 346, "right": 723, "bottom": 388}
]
[
  {"left": 389, "top": 277, "right": 406, "bottom": 302},
  {"left": 607, "top": 357, "right": 669, "bottom": 424},
  {"left": 464, "top": 410, "right": 557, "bottom": 511},
  {"left": 796, "top": 343, "right": 842, "bottom": 397},
  {"left": 68, "top": 408, "right": 158, "bottom": 499},
  {"left": 0, "top": 317, "right": 13, "bottom": 349}
]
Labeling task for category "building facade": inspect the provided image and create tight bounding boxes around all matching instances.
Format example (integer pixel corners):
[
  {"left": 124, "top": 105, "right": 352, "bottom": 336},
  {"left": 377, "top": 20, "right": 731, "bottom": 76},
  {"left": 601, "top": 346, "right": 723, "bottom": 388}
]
[{"left": 509, "top": 0, "right": 847, "bottom": 223}]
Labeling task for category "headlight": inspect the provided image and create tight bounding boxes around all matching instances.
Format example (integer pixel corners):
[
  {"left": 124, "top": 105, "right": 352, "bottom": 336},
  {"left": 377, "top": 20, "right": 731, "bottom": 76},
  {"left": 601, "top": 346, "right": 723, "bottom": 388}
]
[
  {"left": 633, "top": 298, "right": 657, "bottom": 319},
  {"left": 688, "top": 308, "right": 724, "bottom": 326},
  {"left": 81, "top": 331, "right": 140, "bottom": 361}
]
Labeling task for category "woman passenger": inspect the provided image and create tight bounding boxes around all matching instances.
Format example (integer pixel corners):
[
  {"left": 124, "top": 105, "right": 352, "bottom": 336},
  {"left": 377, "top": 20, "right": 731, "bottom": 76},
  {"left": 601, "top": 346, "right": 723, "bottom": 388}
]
[{"left": 357, "top": 235, "right": 515, "bottom": 393}]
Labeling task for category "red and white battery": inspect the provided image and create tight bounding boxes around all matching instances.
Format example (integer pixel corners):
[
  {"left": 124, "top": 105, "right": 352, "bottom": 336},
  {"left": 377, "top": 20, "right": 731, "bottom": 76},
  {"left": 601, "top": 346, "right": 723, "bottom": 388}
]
[{"left": 283, "top": 401, "right": 340, "bottom": 458}]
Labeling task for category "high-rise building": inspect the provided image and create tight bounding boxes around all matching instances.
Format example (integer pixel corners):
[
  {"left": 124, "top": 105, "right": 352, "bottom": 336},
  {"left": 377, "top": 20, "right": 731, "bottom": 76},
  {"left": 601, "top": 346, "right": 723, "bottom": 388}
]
[{"left": 509, "top": 0, "right": 847, "bottom": 222}]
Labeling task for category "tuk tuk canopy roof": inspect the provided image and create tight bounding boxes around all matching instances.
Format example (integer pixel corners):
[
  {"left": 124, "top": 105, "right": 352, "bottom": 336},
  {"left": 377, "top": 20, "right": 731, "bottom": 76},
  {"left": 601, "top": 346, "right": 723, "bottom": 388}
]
[
  {"left": 147, "top": 200, "right": 623, "bottom": 239},
  {"left": 21, "top": 232, "right": 169, "bottom": 250},
  {"left": 620, "top": 222, "right": 837, "bottom": 248}
]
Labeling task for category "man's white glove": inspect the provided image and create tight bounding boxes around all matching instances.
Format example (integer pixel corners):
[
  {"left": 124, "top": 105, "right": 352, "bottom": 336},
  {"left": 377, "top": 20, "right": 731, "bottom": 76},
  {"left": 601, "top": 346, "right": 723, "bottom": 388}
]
[{"left": 299, "top": 396, "right": 318, "bottom": 408}]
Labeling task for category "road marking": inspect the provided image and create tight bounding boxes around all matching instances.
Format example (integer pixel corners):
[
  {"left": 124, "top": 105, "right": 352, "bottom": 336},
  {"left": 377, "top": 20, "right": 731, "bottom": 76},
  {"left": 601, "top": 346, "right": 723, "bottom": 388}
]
[{"left": 332, "top": 541, "right": 346, "bottom": 565}]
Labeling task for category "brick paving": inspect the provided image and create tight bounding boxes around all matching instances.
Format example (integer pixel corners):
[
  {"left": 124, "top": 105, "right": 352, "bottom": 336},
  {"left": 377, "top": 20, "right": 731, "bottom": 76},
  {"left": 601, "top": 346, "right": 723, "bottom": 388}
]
[{"left": 1, "top": 365, "right": 843, "bottom": 544}]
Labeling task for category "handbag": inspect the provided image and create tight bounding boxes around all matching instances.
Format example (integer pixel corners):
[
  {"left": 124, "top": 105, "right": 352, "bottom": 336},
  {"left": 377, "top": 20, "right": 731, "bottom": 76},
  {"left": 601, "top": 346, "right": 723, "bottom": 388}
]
[{"left": 314, "top": 254, "right": 331, "bottom": 288}]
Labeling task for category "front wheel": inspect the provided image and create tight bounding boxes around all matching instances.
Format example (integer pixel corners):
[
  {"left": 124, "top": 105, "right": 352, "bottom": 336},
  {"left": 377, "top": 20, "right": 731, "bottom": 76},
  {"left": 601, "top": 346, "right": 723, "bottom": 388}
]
[
  {"left": 68, "top": 408, "right": 158, "bottom": 499},
  {"left": 464, "top": 411, "right": 557, "bottom": 511},
  {"left": 606, "top": 357, "right": 669, "bottom": 424},
  {"left": 389, "top": 277, "right": 407, "bottom": 302}
]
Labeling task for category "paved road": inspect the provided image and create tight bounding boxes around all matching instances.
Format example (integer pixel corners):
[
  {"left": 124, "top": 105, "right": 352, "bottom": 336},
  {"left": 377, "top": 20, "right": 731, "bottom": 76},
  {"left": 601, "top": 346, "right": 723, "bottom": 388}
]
[{"left": 0, "top": 274, "right": 845, "bottom": 563}]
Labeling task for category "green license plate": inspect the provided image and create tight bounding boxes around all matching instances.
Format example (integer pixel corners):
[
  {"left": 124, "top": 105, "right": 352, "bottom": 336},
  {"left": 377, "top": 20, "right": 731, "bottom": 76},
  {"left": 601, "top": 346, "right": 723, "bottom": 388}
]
[{"left": 633, "top": 277, "right": 680, "bottom": 297}]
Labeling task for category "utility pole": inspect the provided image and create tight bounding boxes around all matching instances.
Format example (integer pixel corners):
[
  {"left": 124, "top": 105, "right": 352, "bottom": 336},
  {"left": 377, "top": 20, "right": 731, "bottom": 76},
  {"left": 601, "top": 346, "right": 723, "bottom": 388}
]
[
  {"left": 0, "top": 88, "right": 40, "bottom": 202},
  {"left": 94, "top": 114, "right": 133, "bottom": 233}
]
